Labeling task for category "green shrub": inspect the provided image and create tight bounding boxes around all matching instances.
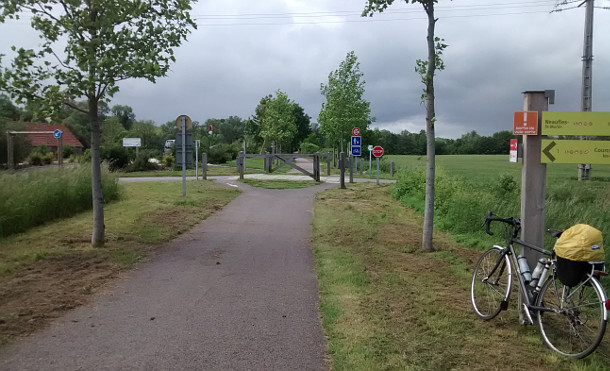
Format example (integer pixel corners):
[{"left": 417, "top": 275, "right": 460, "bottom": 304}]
[
  {"left": 208, "top": 143, "right": 236, "bottom": 164},
  {"left": 63, "top": 145, "right": 75, "bottom": 158},
  {"left": 100, "top": 144, "right": 130, "bottom": 171},
  {"left": 27, "top": 152, "right": 44, "bottom": 166},
  {"left": 128, "top": 150, "right": 160, "bottom": 172},
  {"left": 0, "top": 164, "right": 120, "bottom": 238},
  {"left": 300, "top": 142, "right": 320, "bottom": 154},
  {"left": 43, "top": 152, "right": 55, "bottom": 165},
  {"left": 162, "top": 154, "right": 175, "bottom": 168}
]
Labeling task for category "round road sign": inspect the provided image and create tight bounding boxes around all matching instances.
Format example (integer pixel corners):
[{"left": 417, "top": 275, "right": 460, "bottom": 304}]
[
  {"left": 372, "top": 146, "right": 384, "bottom": 158},
  {"left": 175, "top": 115, "right": 192, "bottom": 132},
  {"left": 53, "top": 129, "right": 62, "bottom": 139},
  {"left": 352, "top": 127, "right": 361, "bottom": 136}
]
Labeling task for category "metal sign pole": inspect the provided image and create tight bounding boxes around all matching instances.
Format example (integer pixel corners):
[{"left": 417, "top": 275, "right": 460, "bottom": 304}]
[
  {"left": 376, "top": 157, "right": 380, "bottom": 185},
  {"left": 195, "top": 140, "right": 199, "bottom": 180},
  {"left": 182, "top": 117, "right": 186, "bottom": 197}
]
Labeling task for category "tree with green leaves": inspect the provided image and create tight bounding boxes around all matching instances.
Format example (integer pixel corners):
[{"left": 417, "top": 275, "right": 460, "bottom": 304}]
[
  {"left": 111, "top": 105, "right": 136, "bottom": 131},
  {"left": 260, "top": 90, "right": 297, "bottom": 153},
  {"left": 319, "top": 51, "right": 371, "bottom": 152},
  {"left": 363, "top": 0, "right": 447, "bottom": 252},
  {"left": 0, "top": 0, "right": 197, "bottom": 247}
]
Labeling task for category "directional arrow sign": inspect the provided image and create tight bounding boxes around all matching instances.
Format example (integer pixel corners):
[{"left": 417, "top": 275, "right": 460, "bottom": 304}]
[
  {"left": 541, "top": 139, "right": 610, "bottom": 164},
  {"left": 542, "top": 141, "right": 556, "bottom": 162}
]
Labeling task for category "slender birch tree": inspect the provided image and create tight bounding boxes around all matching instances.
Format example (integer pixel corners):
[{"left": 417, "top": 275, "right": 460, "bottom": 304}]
[
  {"left": 0, "top": 0, "right": 197, "bottom": 247},
  {"left": 363, "top": 0, "right": 447, "bottom": 252}
]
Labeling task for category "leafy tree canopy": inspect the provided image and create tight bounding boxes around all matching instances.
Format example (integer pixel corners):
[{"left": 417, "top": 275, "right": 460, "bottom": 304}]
[{"left": 319, "top": 51, "right": 372, "bottom": 149}]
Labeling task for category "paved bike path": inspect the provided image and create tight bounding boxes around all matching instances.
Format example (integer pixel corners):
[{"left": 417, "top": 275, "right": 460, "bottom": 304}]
[{"left": 0, "top": 181, "right": 336, "bottom": 370}]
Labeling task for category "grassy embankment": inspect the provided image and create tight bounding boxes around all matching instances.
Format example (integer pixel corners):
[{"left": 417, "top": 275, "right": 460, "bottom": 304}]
[
  {"left": 313, "top": 155, "right": 610, "bottom": 370},
  {"left": 0, "top": 175, "right": 240, "bottom": 345}
]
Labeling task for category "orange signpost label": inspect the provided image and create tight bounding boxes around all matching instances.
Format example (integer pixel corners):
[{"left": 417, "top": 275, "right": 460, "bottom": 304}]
[{"left": 513, "top": 111, "right": 539, "bottom": 135}]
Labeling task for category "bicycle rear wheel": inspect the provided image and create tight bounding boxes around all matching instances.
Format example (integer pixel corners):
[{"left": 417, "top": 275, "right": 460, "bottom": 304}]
[
  {"left": 536, "top": 274, "right": 607, "bottom": 358},
  {"left": 471, "top": 246, "right": 512, "bottom": 320}
]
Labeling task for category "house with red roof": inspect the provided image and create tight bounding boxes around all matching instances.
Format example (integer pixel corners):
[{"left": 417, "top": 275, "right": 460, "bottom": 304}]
[{"left": 25, "top": 123, "right": 84, "bottom": 152}]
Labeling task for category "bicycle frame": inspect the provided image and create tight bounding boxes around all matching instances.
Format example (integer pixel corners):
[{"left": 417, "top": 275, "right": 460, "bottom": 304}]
[{"left": 492, "top": 237, "right": 608, "bottom": 322}]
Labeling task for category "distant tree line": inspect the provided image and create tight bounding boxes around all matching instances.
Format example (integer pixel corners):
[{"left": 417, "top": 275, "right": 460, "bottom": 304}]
[
  {"left": 2, "top": 88, "right": 516, "bottom": 169},
  {"left": 367, "top": 128, "right": 516, "bottom": 155}
]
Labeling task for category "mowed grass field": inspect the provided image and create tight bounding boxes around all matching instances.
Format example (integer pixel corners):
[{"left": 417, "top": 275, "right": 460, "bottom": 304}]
[{"left": 313, "top": 155, "right": 610, "bottom": 370}]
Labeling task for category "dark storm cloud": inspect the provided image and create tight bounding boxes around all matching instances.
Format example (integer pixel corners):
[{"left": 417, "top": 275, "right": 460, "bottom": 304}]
[{"left": 1, "top": 0, "right": 609, "bottom": 138}]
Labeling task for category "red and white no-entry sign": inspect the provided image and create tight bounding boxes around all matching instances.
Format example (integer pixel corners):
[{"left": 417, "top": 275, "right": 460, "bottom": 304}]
[{"left": 372, "top": 146, "right": 384, "bottom": 157}]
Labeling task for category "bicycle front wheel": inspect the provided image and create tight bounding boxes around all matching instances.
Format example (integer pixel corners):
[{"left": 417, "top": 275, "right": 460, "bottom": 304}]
[
  {"left": 536, "top": 274, "right": 607, "bottom": 358},
  {"left": 471, "top": 246, "right": 512, "bottom": 320}
]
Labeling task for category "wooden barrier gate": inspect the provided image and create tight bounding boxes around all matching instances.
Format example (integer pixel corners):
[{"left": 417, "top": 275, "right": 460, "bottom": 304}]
[{"left": 237, "top": 152, "right": 331, "bottom": 182}]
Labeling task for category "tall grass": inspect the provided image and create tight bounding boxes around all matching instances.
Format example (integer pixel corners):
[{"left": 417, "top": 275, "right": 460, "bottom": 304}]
[
  {"left": 391, "top": 164, "right": 610, "bottom": 254},
  {"left": 0, "top": 165, "right": 119, "bottom": 238}
]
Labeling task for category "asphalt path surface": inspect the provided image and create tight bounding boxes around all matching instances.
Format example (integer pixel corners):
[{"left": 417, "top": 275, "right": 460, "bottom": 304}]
[{"left": 0, "top": 177, "right": 336, "bottom": 370}]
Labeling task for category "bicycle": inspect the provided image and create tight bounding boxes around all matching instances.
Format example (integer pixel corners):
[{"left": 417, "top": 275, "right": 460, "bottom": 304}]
[{"left": 471, "top": 212, "right": 610, "bottom": 358}]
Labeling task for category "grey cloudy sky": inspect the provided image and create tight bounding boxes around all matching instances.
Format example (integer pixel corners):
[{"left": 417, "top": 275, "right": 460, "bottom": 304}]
[{"left": 1, "top": 0, "right": 609, "bottom": 138}]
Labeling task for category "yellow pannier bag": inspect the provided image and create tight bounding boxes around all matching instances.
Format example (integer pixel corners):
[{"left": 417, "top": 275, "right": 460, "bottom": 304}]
[{"left": 554, "top": 224, "right": 604, "bottom": 262}]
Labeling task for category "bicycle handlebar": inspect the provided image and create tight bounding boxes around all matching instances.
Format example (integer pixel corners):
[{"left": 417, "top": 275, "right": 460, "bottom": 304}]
[
  {"left": 483, "top": 211, "right": 520, "bottom": 236},
  {"left": 484, "top": 211, "right": 563, "bottom": 240}
]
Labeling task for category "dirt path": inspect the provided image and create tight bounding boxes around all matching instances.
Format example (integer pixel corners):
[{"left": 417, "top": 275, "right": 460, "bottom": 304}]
[{"left": 0, "top": 181, "right": 336, "bottom": 370}]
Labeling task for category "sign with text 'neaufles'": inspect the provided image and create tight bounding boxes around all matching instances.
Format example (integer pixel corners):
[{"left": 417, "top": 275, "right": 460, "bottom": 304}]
[{"left": 541, "top": 111, "right": 610, "bottom": 136}]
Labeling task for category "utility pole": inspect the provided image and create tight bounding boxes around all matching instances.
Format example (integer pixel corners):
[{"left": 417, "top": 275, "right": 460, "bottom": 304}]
[
  {"left": 578, "top": 0, "right": 594, "bottom": 180},
  {"left": 554, "top": 0, "right": 598, "bottom": 180}
]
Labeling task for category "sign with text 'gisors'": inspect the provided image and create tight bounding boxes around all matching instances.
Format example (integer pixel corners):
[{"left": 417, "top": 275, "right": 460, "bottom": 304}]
[
  {"left": 372, "top": 146, "right": 384, "bottom": 158},
  {"left": 541, "top": 139, "right": 610, "bottom": 164},
  {"left": 541, "top": 111, "right": 610, "bottom": 136},
  {"left": 513, "top": 111, "right": 538, "bottom": 135}
]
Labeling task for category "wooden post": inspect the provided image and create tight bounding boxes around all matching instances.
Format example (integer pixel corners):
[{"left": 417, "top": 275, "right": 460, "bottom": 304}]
[
  {"left": 349, "top": 154, "right": 354, "bottom": 183},
  {"left": 238, "top": 151, "right": 244, "bottom": 180},
  {"left": 519, "top": 90, "right": 550, "bottom": 324},
  {"left": 58, "top": 137, "right": 63, "bottom": 166},
  {"left": 7, "top": 132, "right": 14, "bottom": 170},
  {"left": 520, "top": 91, "right": 548, "bottom": 261},
  {"left": 202, "top": 153, "right": 207, "bottom": 180},
  {"left": 390, "top": 161, "right": 395, "bottom": 177},
  {"left": 327, "top": 153, "right": 331, "bottom": 176},
  {"left": 340, "top": 152, "right": 346, "bottom": 189}
]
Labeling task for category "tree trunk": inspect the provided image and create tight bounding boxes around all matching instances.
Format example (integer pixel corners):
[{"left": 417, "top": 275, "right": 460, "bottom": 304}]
[
  {"left": 422, "top": 1, "right": 436, "bottom": 252},
  {"left": 89, "top": 98, "right": 105, "bottom": 247}
]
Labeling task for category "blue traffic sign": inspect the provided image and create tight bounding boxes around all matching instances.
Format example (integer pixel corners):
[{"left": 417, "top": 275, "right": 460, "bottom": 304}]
[
  {"left": 53, "top": 129, "right": 62, "bottom": 139},
  {"left": 351, "top": 136, "right": 361, "bottom": 146},
  {"left": 352, "top": 146, "right": 361, "bottom": 156}
]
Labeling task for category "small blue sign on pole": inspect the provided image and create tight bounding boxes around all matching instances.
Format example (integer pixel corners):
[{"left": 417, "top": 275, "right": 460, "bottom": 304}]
[
  {"left": 351, "top": 145, "right": 361, "bottom": 156},
  {"left": 53, "top": 129, "right": 62, "bottom": 139},
  {"left": 351, "top": 136, "right": 361, "bottom": 146}
]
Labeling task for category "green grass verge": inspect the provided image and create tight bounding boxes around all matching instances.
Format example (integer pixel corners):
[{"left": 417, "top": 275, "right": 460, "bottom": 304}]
[
  {"left": 313, "top": 183, "right": 610, "bottom": 370},
  {"left": 0, "top": 180, "right": 240, "bottom": 275}
]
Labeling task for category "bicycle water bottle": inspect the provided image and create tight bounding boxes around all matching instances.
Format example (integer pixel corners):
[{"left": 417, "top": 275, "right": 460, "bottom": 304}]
[
  {"left": 517, "top": 254, "right": 532, "bottom": 283},
  {"left": 534, "top": 260, "right": 551, "bottom": 293},
  {"left": 529, "top": 258, "right": 546, "bottom": 288}
]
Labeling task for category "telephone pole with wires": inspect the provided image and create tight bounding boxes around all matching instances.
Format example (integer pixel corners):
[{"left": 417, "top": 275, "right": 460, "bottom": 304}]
[{"left": 553, "top": 0, "right": 609, "bottom": 180}]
